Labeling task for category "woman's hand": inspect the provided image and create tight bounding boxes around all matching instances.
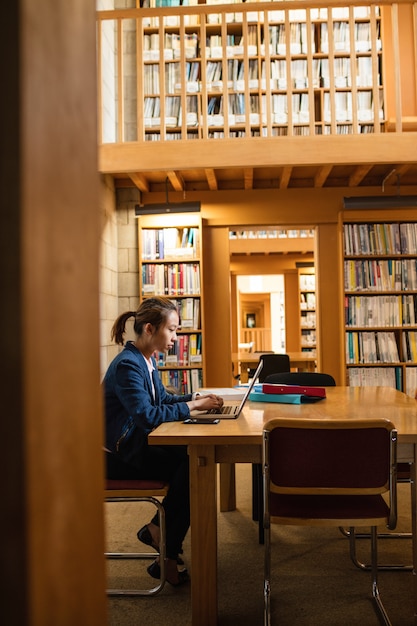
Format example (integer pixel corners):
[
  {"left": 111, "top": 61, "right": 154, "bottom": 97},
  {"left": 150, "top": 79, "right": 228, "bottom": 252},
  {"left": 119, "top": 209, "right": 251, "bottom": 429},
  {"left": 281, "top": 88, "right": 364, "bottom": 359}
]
[{"left": 187, "top": 393, "right": 224, "bottom": 412}]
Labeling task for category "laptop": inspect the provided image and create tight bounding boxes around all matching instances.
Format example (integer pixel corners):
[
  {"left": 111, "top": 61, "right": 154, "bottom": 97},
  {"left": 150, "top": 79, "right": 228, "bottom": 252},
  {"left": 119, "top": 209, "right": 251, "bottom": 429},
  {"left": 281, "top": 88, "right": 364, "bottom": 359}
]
[{"left": 189, "top": 359, "right": 263, "bottom": 420}]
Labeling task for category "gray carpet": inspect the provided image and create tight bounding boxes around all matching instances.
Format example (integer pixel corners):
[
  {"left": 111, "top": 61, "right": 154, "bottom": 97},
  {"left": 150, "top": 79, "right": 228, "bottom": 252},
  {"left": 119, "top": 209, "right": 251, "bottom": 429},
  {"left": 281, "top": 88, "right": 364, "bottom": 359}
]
[{"left": 106, "top": 464, "right": 414, "bottom": 625}]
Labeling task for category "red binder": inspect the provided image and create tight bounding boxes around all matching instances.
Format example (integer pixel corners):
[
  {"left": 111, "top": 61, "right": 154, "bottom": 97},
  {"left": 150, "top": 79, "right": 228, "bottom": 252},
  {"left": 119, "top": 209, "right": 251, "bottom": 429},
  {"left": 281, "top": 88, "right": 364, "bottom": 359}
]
[{"left": 262, "top": 383, "right": 327, "bottom": 399}]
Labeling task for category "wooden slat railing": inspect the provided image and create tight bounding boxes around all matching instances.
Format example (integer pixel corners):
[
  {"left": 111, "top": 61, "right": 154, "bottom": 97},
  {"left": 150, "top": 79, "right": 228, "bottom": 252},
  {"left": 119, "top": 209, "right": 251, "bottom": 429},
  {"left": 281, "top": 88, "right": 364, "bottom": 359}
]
[{"left": 96, "top": 1, "right": 417, "bottom": 144}]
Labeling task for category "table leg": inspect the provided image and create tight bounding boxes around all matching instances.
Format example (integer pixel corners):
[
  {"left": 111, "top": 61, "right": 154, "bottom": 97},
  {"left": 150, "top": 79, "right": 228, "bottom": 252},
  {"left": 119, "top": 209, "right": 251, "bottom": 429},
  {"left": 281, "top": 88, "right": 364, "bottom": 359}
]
[
  {"left": 189, "top": 444, "right": 218, "bottom": 626},
  {"left": 219, "top": 463, "right": 236, "bottom": 512}
]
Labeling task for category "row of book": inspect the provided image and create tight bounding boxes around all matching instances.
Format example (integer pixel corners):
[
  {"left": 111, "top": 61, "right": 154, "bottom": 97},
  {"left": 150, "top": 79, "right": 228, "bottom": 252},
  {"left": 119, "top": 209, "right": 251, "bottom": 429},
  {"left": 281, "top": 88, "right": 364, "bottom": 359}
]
[
  {"left": 142, "top": 263, "right": 201, "bottom": 296},
  {"left": 299, "top": 274, "right": 316, "bottom": 290},
  {"left": 141, "top": 227, "right": 199, "bottom": 259},
  {"left": 144, "top": 122, "right": 381, "bottom": 136},
  {"left": 346, "top": 294, "right": 417, "bottom": 326},
  {"left": 344, "top": 259, "right": 417, "bottom": 292},
  {"left": 170, "top": 297, "right": 201, "bottom": 330},
  {"left": 347, "top": 366, "right": 402, "bottom": 390},
  {"left": 300, "top": 311, "right": 316, "bottom": 328},
  {"left": 346, "top": 331, "right": 400, "bottom": 364},
  {"left": 153, "top": 333, "right": 202, "bottom": 367},
  {"left": 145, "top": 58, "right": 380, "bottom": 97},
  {"left": 345, "top": 295, "right": 412, "bottom": 328},
  {"left": 143, "top": 29, "right": 381, "bottom": 63},
  {"left": 300, "top": 293, "right": 316, "bottom": 310},
  {"left": 301, "top": 329, "right": 316, "bottom": 346},
  {"left": 344, "top": 223, "right": 417, "bottom": 256},
  {"left": 230, "top": 229, "right": 314, "bottom": 239},
  {"left": 143, "top": 91, "right": 383, "bottom": 128},
  {"left": 157, "top": 367, "right": 203, "bottom": 394},
  {"left": 321, "top": 22, "right": 380, "bottom": 53},
  {"left": 347, "top": 364, "right": 417, "bottom": 399}
]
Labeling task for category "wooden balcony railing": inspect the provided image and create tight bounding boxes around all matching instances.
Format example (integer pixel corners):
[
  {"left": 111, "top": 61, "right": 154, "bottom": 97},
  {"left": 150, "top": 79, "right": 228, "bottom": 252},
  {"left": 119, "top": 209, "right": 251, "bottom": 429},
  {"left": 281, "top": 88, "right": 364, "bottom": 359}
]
[{"left": 96, "top": 1, "right": 417, "bottom": 145}]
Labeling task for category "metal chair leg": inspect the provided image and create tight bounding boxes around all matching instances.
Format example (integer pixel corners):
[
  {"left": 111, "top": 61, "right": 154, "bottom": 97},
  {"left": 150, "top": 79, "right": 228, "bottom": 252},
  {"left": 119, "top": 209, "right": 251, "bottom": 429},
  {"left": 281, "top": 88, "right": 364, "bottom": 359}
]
[
  {"left": 106, "top": 495, "right": 167, "bottom": 596},
  {"left": 263, "top": 519, "right": 271, "bottom": 626},
  {"left": 347, "top": 528, "right": 392, "bottom": 625},
  {"left": 340, "top": 472, "right": 412, "bottom": 571},
  {"left": 345, "top": 525, "right": 412, "bottom": 572}
]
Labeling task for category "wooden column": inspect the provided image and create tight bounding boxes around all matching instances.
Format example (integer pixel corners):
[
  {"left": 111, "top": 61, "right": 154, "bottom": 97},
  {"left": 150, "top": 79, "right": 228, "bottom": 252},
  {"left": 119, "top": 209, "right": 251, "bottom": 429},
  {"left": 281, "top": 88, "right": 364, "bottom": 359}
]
[{"left": 1, "top": 2, "right": 106, "bottom": 624}]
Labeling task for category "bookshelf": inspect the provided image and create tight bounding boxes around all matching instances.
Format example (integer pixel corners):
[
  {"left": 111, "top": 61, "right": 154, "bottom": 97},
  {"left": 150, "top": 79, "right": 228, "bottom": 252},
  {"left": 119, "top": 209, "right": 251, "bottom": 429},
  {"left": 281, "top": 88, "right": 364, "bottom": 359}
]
[
  {"left": 342, "top": 218, "right": 417, "bottom": 397},
  {"left": 299, "top": 268, "right": 316, "bottom": 353},
  {"left": 138, "top": 212, "right": 205, "bottom": 393},
  {"left": 135, "top": 4, "right": 384, "bottom": 140}
]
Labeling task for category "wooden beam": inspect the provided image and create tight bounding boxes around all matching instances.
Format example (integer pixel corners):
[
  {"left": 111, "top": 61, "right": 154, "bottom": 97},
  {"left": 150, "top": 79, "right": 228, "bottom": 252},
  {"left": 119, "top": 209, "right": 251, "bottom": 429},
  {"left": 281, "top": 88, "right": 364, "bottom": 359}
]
[
  {"left": 167, "top": 170, "right": 184, "bottom": 191},
  {"left": 244, "top": 168, "right": 253, "bottom": 189},
  {"left": 205, "top": 168, "right": 218, "bottom": 190},
  {"left": 314, "top": 165, "right": 333, "bottom": 187},
  {"left": 280, "top": 166, "right": 292, "bottom": 189},
  {"left": 349, "top": 165, "right": 373, "bottom": 187},
  {"left": 129, "top": 172, "right": 149, "bottom": 192}
]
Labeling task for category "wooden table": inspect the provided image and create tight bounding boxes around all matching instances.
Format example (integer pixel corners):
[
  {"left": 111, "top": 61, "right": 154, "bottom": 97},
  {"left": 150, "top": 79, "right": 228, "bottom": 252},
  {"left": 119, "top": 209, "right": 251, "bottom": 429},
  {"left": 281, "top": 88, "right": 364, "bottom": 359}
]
[
  {"left": 232, "top": 351, "right": 316, "bottom": 382},
  {"left": 149, "top": 387, "right": 417, "bottom": 626}
]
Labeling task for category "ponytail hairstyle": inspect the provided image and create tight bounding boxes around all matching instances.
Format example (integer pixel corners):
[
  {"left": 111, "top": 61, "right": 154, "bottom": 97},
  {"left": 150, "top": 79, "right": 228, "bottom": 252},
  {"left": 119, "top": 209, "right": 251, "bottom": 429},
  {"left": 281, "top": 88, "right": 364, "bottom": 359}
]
[{"left": 110, "top": 297, "right": 178, "bottom": 345}]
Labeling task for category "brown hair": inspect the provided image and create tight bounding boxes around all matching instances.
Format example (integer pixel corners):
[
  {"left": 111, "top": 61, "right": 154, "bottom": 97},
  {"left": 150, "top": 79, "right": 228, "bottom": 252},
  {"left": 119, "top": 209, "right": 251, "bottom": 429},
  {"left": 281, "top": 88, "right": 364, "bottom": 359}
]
[{"left": 110, "top": 297, "right": 177, "bottom": 345}]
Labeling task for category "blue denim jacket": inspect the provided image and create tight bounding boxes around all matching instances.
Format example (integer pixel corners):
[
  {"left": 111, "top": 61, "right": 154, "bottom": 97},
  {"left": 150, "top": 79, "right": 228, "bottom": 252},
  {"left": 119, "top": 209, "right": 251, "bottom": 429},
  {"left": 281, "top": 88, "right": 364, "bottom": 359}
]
[{"left": 103, "top": 342, "right": 192, "bottom": 466}]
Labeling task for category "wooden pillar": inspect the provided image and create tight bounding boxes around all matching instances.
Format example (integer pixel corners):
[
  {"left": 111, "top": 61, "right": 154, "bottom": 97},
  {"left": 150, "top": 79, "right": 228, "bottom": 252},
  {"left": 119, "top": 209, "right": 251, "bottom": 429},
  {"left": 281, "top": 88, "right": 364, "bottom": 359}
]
[
  {"left": 0, "top": 2, "right": 106, "bottom": 624},
  {"left": 315, "top": 222, "right": 344, "bottom": 384},
  {"left": 202, "top": 226, "right": 232, "bottom": 387}
]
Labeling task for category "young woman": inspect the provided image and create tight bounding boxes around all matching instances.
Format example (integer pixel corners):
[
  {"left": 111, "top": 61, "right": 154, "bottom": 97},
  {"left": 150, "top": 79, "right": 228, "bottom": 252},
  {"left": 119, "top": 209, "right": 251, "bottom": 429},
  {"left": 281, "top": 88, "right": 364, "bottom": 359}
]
[{"left": 103, "top": 297, "right": 223, "bottom": 586}]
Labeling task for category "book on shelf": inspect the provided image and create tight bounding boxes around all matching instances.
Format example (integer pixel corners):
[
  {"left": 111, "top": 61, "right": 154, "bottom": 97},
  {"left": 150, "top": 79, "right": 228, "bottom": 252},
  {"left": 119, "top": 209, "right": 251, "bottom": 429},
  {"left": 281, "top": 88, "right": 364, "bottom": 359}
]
[
  {"left": 159, "top": 367, "right": 203, "bottom": 395},
  {"left": 142, "top": 227, "right": 198, "bottom": 260},
  {"left": 170, "top": 297, "right": 200, "bottom": 329},
  {"left": 142, "top": 262, "right": 201, "bottom": 296},
  {"left": 348, "top": 367, "right": 402, "bottom": 390},
  {"left": 153, "top": 332, "right": 201, "bottom": 367},
  {"left": 345, "top": 295, "right": 402, "bottom": 327},
  {"left": 346, "top": 330, "right": 399, "bottom": 364}
]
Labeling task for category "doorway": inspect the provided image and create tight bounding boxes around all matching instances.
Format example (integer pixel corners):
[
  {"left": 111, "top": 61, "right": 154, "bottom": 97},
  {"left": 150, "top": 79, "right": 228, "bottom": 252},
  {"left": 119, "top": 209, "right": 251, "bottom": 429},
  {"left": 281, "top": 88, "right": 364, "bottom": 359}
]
[
  {"left": 229, "top": 227, "right": 316, "bottom": 358},
  {"left": 237, "top": 275, "right": 285, "bottom": 352}
]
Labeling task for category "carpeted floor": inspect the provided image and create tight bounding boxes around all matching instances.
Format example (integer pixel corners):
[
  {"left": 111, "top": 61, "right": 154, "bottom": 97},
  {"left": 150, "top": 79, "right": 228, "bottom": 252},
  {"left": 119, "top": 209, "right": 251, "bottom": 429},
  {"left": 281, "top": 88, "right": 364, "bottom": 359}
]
[{"left": 106, "top": 464, "right": 414, "bottom": 625}]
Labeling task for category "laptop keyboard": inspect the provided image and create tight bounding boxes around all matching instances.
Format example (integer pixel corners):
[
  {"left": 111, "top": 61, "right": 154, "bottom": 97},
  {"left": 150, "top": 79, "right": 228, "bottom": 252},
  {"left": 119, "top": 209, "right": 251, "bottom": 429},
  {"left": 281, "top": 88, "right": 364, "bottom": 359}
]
[{"left": 207, "top": 405, "right": 236, "bottom": 415}]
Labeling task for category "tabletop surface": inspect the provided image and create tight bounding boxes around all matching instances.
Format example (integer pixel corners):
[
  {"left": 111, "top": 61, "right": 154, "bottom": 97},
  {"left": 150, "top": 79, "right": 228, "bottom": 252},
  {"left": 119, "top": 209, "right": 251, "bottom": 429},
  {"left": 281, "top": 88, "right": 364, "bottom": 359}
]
[{"left": 149, "top": 386, "right": 417, "bottom": 445}]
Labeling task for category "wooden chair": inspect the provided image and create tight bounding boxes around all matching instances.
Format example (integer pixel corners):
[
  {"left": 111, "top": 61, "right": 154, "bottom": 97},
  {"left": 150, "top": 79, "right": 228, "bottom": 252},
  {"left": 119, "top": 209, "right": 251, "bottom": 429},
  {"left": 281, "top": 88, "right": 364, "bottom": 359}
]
[
  {"left": 249, "top": 353, "right": 290, "bottom": 383},
  {"left": 105, "top": 478, "right": 168, "bottom": 596},
  {"left": 263, "top": 417, "right": 397, "bottom": 626}
]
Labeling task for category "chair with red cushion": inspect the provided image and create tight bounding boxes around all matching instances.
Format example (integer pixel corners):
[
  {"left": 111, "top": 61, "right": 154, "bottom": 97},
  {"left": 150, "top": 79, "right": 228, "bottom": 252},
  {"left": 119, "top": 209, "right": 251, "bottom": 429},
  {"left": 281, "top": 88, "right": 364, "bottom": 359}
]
[
  {"left": 263, "top": 417, "right": 397, "bottom": 626},
  {"left": 105, "top": 477, "right": 168, "bottom": 596}
]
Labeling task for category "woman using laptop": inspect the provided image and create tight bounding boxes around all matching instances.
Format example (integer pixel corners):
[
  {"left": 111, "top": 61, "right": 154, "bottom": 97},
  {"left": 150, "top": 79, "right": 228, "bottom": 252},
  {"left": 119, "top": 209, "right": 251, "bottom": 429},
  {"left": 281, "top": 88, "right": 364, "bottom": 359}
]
[{"left": 103, "top": 297, "right": 223, "bottom": 586}]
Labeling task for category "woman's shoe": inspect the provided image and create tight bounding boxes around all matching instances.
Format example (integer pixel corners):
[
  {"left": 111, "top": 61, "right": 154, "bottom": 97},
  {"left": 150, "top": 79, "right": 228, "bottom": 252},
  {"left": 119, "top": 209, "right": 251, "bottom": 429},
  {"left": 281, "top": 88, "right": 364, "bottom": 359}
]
[
  {"left": 146, "top": 557, "right": 185, "bottom": 580},
  {"left": 147, "top": 560, "right": 189, "bottom": 587},
  {"left": 137, "top": 524, "right": 158, "bottom": 551}
]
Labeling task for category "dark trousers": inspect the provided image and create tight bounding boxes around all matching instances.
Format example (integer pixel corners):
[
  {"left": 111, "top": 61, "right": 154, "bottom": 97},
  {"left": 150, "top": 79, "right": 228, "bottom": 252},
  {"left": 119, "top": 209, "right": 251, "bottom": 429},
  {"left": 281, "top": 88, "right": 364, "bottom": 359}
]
[{"left": 106, "top": 445, "right": 190, "bottom": 560}]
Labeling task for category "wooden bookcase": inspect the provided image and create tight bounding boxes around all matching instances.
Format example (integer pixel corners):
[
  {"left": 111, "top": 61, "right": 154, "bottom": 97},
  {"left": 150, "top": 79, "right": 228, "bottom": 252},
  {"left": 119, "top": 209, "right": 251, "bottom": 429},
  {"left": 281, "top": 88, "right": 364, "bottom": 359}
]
[
  {"left": 134, "top": 4, "right": 384, "bottom": 141},
  {"left": 137, "top": 212, "right": 205, "bottom": 392},
  {"left": 342, "top": 213, "right": 417, "bottom": 397},
  {"left": 299, "top": 268, "right": 316, "bottom": 353}
]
